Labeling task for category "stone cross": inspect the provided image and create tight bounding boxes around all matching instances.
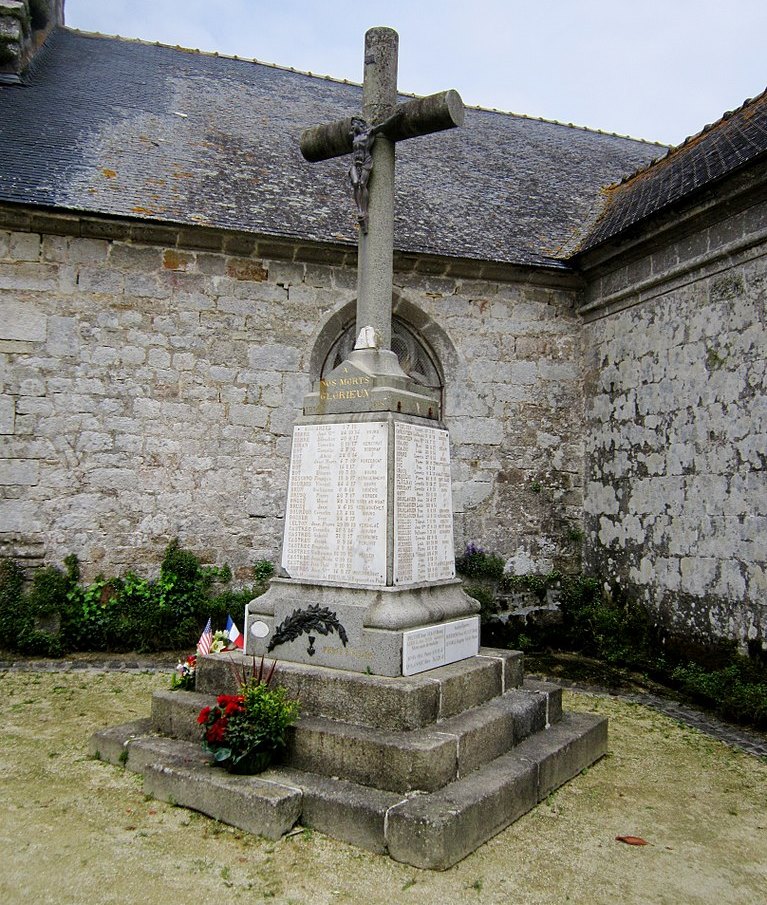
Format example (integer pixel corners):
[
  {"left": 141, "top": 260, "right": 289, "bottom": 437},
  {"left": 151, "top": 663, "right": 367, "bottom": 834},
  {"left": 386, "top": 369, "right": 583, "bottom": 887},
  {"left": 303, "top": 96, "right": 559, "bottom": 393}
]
[{"left": 300, "top": 27, "right": 464, "bottom": 352}]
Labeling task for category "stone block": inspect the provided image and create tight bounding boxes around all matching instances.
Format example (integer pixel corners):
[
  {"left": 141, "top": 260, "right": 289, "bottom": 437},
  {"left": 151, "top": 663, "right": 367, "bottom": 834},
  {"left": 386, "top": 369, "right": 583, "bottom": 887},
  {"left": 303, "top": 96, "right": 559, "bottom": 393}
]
[
  {"left": 385, "top": 753, "right": 538, "bottom": 870},
  {"left": 432, "top": 654, "right": 503, "bottom": 718},
  {"left": 109, "top": 243, "right": 161, "bottom": 273},
  {"left": 271, "top": 766, "right": 405, "bottom": 854},
  {"left": 77, "top": 267, "right": 125, "bottom": 294},
  {"left": 88, "top": 718, "right": 153, "bottom": 766},
  {"left": 287, "top": 715, "right": 459, "bottom": 793},
  {"left": 0, "top": 298, "right": 46, "bottom": 342},
  {"left": 67, "top": 237, "right": 109, "bottom": 264},
  {"left": 0, "top": 395, "right": 14, "bottom": 434},
  {"left": 229, "top": 403, "right": 268, "bottom": 427},
  {"left": 143, "top": 759, "right": 302, "bottom": 840},
  {"left": 9, "top": 232, "right": 41, "bottom": 262},
  {"left": 197, "top": 654, "right": 444, "bottom": 730},
  {"left": 0, "top": 499, "right": 39, "bottom": 531},
  {"left": 523, "top": 677, "right": 563, "bottom": 725},
  {"left": 150, "top": 689, "right": 212, "bottom": 741},
  {"left": 46, "top": 316, "right": 79, "bottom": 356},
  {"left": 0, "top": 458, "right": 39, "bottom": 485},
  {"left": 522, "top": 711, "right": 608, "bottom": 799},
  {"left": 121, "top": 735, "right": 213, "bottom": 774},
  {"left": 247, "top": 343, "right": 301, "bottom": 372},
  {"left": 440, "top": 690, "right": 538, "bottom": 776}
]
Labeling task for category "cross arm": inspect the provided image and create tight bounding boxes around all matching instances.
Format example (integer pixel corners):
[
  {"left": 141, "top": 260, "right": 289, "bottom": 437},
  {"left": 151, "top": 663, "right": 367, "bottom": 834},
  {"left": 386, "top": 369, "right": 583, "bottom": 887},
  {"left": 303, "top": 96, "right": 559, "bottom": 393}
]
[{"left": 300, "top": 89, "right": 465, "bottom": 163}]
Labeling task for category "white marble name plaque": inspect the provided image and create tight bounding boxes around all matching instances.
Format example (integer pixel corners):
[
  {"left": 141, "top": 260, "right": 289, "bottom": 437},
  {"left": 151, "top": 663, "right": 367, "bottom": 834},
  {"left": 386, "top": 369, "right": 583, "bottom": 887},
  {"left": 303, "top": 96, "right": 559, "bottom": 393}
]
[
  {"left": 282, "top": 422, "right": 388, "bottom": 585},
  {"left": 402, "top": 617, "right": 480, "bottom": 676},
  {"left": 393, "top": 421, "right": 456, "bottom": 585}
]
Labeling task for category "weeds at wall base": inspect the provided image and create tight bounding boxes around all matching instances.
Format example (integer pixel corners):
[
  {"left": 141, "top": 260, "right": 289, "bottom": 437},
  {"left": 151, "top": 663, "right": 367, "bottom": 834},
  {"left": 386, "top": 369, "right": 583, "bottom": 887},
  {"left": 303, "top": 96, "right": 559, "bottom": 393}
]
[
  {"left": 0, "top": 541, "right": 273, "bottom": 656},
  {"left": 456, "top": 555, "right": 767, "bottom": 731}
]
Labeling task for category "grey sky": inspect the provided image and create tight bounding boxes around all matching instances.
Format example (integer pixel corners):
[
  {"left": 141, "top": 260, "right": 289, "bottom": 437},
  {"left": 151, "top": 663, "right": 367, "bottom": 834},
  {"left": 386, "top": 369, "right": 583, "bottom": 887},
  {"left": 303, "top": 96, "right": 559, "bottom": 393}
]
[{"left": 65, "top": 0, "right": 766, "bottom": 146}]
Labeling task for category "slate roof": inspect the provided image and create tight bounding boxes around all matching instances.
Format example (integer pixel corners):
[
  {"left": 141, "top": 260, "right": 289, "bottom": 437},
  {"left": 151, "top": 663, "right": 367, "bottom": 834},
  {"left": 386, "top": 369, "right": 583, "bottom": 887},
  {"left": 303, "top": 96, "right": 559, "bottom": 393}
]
[
  {"left": 579, "top": 88, "right": 767, "bottom": 253},
  {"left": 0, "top": 27, "right": 664, "bottom": 269}
]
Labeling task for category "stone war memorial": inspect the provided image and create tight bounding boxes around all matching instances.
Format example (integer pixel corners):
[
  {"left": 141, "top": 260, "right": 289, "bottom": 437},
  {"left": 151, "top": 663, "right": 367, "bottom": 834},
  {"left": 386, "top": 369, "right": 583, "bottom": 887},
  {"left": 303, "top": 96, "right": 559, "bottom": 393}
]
[
  {"left": 91, "top": 28, "right": 607, "bottom": 869},
  {"left": 4, "top": 0, "right": 766, "bottom": 871}
]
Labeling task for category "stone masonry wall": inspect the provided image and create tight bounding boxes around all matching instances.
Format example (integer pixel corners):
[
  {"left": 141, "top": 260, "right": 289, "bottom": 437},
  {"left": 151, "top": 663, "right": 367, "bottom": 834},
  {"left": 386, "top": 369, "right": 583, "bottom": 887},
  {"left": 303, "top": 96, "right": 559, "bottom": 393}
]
[
  {"left": 581, "top": 197, "right": 767, "bottom": 651},
  {"left": 0, "top": 216, "right": 583, "bottom": 581}
]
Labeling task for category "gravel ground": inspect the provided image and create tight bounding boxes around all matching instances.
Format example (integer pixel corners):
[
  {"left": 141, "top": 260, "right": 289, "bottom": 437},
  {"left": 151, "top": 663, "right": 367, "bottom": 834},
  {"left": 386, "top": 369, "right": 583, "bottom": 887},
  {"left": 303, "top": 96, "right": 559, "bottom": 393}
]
[{"left": 1, "top": 668, "right": 766, "bottom": 904}]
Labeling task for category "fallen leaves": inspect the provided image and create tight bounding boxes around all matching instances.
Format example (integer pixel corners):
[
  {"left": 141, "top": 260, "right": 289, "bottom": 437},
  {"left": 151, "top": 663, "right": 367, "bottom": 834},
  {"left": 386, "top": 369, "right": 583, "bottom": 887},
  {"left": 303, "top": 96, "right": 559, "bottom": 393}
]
[{"left": 615, "top": 835, "right": 650, "bottom": 846}]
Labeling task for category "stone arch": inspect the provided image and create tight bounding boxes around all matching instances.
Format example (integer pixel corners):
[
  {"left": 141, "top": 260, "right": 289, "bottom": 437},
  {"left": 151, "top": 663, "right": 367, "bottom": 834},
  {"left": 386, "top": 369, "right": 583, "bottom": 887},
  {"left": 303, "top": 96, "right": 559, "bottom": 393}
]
[{"left": 309, "top": 292, "right": 459, "bottom": 411}]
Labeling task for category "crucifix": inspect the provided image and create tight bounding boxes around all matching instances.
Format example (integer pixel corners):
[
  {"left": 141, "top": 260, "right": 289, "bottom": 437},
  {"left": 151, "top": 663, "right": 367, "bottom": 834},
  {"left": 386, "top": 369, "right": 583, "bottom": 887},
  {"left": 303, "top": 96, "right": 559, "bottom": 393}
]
[
  {"left": 300, "top": 26, "right": 464, "bottom": 355},
  {"left": 246, "top": 27, "right": 479, "bottom": 677}
]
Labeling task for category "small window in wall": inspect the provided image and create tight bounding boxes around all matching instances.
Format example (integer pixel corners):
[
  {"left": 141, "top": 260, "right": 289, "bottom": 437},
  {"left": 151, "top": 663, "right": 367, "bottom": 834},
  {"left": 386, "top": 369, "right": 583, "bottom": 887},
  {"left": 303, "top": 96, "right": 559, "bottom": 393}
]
[{"left": 321, "top": 316, "right": 443, "bottom": 394}]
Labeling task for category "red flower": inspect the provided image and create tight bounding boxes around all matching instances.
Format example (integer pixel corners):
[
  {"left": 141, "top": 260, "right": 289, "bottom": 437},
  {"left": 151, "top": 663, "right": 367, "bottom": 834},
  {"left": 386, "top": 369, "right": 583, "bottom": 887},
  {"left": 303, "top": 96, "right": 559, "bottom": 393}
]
[
  {"left": 197, "top": 706, "right": 211, "bottom": 724},
  {"left": 206, "top": 718, "right": 228, "bottom": 743}
]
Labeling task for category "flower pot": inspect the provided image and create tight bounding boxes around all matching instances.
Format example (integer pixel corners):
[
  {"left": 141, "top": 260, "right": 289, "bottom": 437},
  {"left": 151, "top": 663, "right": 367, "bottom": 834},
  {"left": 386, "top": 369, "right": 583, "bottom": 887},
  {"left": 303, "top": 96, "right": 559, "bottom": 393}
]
[{"left": 225, "top": 749, "right": 273, "bottom": 775}]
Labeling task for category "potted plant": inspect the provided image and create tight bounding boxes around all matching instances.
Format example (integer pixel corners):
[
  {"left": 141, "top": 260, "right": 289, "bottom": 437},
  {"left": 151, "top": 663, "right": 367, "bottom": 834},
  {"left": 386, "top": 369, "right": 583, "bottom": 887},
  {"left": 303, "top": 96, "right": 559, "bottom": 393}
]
[{"left": 197, "top": 658, "right": 299, "bottom": 774}]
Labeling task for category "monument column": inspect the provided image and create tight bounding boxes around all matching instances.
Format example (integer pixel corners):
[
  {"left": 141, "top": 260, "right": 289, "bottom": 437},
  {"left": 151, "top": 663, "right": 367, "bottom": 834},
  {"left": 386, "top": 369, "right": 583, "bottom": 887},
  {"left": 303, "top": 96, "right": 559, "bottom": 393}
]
[
  {"left": 245, "top": 27, "right": 480, "bottom": 677},
  {"left": 356, "top": 27, "right": 397, "bottom": 350}
]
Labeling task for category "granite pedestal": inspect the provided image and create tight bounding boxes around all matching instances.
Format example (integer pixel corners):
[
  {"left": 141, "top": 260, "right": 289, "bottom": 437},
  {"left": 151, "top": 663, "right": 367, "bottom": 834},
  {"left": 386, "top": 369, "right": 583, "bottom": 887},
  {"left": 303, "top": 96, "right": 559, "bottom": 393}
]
[{"left": 90, "top": 649, "right": 608, "bottom": 869}]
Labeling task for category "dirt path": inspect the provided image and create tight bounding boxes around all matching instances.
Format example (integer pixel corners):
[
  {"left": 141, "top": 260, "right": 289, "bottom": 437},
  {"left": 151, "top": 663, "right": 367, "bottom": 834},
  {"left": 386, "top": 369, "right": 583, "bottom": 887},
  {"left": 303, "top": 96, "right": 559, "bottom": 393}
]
[{"left": 1, "top": 671, "right": 765, "bottom": 904}]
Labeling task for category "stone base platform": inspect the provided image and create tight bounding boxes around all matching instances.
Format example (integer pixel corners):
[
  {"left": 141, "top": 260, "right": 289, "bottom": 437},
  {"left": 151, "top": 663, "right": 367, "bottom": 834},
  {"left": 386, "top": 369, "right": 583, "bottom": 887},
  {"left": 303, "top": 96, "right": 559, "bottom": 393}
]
[
  {"left": 245, "top": 577, "right": 480, "bottom": 676},
  {"left": 89, "top": 649, "right": 607, "bottom": 870}
]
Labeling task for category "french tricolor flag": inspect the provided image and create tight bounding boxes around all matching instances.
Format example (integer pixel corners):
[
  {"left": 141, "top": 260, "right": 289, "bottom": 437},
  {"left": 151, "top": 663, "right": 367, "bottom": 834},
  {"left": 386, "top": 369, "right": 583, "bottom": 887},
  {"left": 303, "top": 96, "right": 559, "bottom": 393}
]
[{"left": 225, "top": 614, "right": 245, "bottom": 650}]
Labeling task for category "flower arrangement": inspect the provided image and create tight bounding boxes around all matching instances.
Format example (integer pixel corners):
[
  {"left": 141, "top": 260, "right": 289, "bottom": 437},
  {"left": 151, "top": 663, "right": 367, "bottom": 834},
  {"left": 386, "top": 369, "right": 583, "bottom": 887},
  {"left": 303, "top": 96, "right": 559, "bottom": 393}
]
[
  {"left": 197, "top": 657, "right": 299, "bottom": 774},
  {"left": 171, "top": 654, "right": 197, "bottom": 690},
  {"left": 210, "top": 630, "right": 231, "bottom": 654}
]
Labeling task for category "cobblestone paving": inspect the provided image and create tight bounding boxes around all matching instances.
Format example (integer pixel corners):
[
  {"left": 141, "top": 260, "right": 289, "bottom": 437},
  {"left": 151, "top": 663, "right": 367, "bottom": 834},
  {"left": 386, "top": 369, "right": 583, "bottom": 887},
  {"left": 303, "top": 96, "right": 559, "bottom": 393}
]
[{"left": 2, "top": 655, "right": 765, "bottom": 760}]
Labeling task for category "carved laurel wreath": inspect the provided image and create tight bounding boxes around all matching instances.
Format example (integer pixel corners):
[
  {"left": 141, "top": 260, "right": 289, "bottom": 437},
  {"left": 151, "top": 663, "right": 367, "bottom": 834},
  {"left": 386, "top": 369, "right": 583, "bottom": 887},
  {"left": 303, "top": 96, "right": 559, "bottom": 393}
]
[{"left": 267, "top": 605, "right": 349, "bottom": 655}]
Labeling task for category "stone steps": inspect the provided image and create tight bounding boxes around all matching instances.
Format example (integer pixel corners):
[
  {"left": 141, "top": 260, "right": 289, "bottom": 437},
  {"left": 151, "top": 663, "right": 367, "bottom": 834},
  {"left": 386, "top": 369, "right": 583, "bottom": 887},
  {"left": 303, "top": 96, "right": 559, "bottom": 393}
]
[
  {"left": 151, "top": 678, "right": 562, "bottom": 793},
  {"left": 89, "top": 710, "right": 606, "bottom": 869},
  {"left": 195, "top": 647, "right": 524, "bottom": 730},
  {"left": 89, "top": 649, "right": 607, "bottom": 868}
]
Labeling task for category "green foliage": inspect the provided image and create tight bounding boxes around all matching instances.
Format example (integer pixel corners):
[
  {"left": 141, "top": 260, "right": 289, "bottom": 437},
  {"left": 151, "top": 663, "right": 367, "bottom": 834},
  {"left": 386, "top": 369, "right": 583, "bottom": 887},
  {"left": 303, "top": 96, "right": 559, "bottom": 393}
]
[
  {"left": 463, "top": 585, "right": 498, "bottom": 621},
  {"left": 456, "top": 544, "right": 505, "bottom": 582},
  {"left": 253, "top": 560, "right": 275, "bottom": 585},
  {"left": 0, "top": 543, "right": 277, "bottom": 656},
  {"left": 469, "top": 544, "right": 767, "bottom": 730},
  {"left": 234, "top": 680, "right": 300, "bottom": 752},
  {"left": 672, "top": 660, "right": 767, "bottom": 729},
  {"left": 0, "top": 558, "right": 25, "bottom": 649},
  {"left": 199, "top": 676, "right": 300, "bottom": 771}
]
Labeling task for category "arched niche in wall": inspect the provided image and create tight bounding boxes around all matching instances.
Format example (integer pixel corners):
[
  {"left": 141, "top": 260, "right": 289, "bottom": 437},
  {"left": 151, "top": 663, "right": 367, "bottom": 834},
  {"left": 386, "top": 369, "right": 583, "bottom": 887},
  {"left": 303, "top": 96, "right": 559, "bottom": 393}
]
[{"left": 310, "top": 293, "right": 457, "bottom": 412}]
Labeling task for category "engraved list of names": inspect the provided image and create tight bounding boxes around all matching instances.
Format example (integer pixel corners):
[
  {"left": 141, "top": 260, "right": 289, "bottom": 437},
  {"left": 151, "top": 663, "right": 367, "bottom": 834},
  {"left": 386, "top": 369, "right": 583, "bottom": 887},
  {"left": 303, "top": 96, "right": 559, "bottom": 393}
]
[
  {"left": 394, "top": 422, "right": 456, "bottom": 584},
  {"left": 282, "top": 422, "right": 388, "bottom": 585}
]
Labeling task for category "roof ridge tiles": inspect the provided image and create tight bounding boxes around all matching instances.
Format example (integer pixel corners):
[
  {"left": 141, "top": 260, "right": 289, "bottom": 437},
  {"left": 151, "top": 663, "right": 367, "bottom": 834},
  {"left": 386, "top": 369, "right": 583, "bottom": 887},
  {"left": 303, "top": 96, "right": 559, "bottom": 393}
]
[
  {"left": 64, "top": 27, "right": 661, "bottom": 146},
  {"left": 610, "top": 85, "right": 767, "bottom": 190}
]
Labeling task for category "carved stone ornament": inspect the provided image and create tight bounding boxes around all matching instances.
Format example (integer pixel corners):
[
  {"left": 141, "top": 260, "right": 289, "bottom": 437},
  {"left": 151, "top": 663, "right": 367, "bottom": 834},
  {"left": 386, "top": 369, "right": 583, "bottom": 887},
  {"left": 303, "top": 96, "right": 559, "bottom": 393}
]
[{"left": 267, "top": 605, "right": 350, "bottom": 656}]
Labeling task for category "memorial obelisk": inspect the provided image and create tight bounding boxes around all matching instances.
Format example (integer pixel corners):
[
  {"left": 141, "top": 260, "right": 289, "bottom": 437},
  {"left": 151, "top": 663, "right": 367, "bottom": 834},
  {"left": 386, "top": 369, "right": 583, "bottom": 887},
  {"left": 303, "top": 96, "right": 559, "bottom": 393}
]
[{"left": 245, "top": 27, "right": 480, "bottom": 676}]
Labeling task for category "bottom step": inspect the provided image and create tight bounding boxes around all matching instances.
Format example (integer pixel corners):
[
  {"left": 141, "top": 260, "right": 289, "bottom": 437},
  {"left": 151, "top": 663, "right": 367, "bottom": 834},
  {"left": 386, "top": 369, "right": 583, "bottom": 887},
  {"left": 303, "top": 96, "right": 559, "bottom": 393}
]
[{"left": 89, "top": 711, "right": 606, "bottom": 869}]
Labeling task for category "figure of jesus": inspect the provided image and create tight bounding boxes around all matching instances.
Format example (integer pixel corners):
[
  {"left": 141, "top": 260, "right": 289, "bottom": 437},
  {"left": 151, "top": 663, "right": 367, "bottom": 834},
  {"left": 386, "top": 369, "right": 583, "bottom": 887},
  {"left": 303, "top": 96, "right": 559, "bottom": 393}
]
[{"left": 348, "top": 116, "right": 381, "bottom": 233}]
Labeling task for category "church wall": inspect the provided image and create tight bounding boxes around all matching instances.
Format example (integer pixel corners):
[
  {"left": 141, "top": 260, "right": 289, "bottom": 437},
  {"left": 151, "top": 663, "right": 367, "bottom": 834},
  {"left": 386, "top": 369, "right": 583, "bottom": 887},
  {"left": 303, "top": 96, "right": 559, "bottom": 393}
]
[
  {"left": 0, "top": 216, "right": 584, "bottom": 581},
  {"left": 580, "top": 196, "right": 767, "bottom": 652}
]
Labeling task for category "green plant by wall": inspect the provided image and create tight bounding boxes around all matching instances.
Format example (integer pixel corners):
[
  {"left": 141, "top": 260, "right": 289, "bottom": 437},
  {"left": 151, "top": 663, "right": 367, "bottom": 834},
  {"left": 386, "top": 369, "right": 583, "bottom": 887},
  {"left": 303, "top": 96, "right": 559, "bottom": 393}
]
[
  {"left": 672, "top": 660, "right": 767, "bottom": 729},
  {"left": 456, "top": 543, "right": 506, "bottom": 582},
  {"left": 0, "top": 541, "right": 274, "bottom": 656}
]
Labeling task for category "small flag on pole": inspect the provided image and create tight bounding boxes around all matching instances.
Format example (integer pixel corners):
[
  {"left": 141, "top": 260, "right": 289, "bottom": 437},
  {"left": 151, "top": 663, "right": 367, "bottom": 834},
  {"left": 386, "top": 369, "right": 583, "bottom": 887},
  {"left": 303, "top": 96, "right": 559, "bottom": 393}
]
[
  {"left": 226, "top": 614, "right": 244, "bottom": 650},
  {"left": 197, "top": 617, "right": 213, "bottom": 655}
]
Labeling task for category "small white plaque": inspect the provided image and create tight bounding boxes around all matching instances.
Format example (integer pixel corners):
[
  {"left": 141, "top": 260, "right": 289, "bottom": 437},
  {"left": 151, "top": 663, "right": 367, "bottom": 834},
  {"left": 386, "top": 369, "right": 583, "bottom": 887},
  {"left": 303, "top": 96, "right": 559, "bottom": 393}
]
[
  {"left": 402, "top": 617, "right": 479, "bottom": 676},
  {"left": 282, "top": 422, "right": 388, "bottom": 585},
  {"left": 250, "top": 621, "right": 270, "bottom": 638}
]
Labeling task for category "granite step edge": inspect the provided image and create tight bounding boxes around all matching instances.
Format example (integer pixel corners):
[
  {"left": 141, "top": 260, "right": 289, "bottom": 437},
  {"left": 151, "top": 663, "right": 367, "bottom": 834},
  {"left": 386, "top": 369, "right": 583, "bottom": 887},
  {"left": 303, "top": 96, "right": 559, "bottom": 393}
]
[{"left": 89, "top": 711, "right": 607, "bottom": 869}]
